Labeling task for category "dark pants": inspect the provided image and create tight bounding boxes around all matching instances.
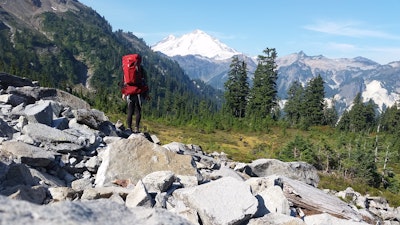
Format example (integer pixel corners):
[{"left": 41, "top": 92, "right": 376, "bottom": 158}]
[{"left": 126, "top": 94, "right": 142, "bottom": 131}]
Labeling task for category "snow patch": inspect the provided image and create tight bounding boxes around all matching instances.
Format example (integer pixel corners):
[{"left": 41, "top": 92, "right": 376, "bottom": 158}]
[{"left": 362, "top": 80, "right": 399, "bottom": 111}]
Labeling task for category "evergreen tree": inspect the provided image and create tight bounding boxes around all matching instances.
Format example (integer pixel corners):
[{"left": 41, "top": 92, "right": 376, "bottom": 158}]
[
  {"left": 336, "top": 110, "right": 351, "bottom": 130},
  {"left": 224, "top": 56, "right": 249, "bottom": 118},
  {"left": 283, "top": 80, "right": 304, "bottom": 126},
  {"left": 247, "top": 48, "right": 278, "bottom": 118},
  {"left": 380, "top": 103, "right": 400, "bottom": 133},
  {"left": 323, "top": 99, "right": 339, "bottom": 127},
  {"left": 302, "top": 75, "right": 325, "bottom": 127},
  {"left": 337, "top": 93, "right": 377, "bottom": 132}
]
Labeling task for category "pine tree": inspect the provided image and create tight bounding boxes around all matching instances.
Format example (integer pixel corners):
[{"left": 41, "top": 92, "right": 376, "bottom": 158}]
[
  {"left": 323, "top": 99, "right": 339, "bottom": 127},
  {"left": 380, "top": 103, "right": 400, "bottom": 133},
  {"left": 224, "top": 56, "right": 249, "bottom": 118},
  {"left": 247, "top": 48, "right": 278, "bottom": 118},
  {"left": 302, "top": 75, "right": 325, "bottom": 127},
  {"left": 284, "top": 80, "right": 304, "bottom": 126},
  {"left": 337, "top": 93, "right": 377, "bottom": 132}
]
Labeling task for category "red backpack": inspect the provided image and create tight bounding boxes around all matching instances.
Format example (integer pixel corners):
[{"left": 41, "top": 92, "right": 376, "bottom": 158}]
[{"left": 121, "top": 54, "right": 148, "bottom": 95}]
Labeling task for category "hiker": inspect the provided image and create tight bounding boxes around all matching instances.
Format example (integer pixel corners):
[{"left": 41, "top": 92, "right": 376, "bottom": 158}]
[{"left": 120, "top": 54, "right": 149, "bottom": 133}]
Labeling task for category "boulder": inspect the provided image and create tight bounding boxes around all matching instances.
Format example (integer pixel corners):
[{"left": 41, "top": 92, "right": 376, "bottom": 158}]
[
  {"left": 125, "top": 180, "right": 155, "bottom": 208},
  {"left": 73, "top": 108, "right": 108, "bottom": 130},
  {"left": 248, "top": 213, "right": 306, "bottom": 225},
  {"left": 1, "top": 141, "right": 55, "bottom": 167},
  {"left": 94, "top": 135, "right": 197, "bottom": 187},
  {"left": 255, "top": 185, "right": 291, "bottom": 217},
  {"left": 173, "top": 176, "right": 258, "bottom": 225},
  {"left": 0, "top": 195, "right": 195, "bottom": 225},
  {"left": 303, "top": 213, "right": 370, "bottom": 225},
  {"left": 22, "top": 123, "right": 87, "bottom": 147},
  {"left": 246, "top": 158, "right": 320, "bottom": 187},
  {"left": 280, "top": 176, "right": 363, "bottom": 221},
  {"left": 0, "top": 118, "right": 15, "bottom": 139},
  {"left": 0, "top": 72, "right": 35, "bottom": 89}
]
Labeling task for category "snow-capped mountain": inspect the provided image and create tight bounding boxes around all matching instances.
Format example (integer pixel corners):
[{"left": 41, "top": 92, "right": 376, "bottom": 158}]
[
  {"left": 152, "top": 29, "right": 240, "bottom": 60},
  {"left": 152, "top": 29, "right": 257, "bottom": 84},
  {"left": 152, "top": 30, "right": 400, "bottom": 114}
]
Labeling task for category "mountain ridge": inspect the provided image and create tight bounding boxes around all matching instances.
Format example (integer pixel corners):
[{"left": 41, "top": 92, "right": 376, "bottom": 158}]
[{"left": 152, "top": 30, "right": 400, "bottom": 114}]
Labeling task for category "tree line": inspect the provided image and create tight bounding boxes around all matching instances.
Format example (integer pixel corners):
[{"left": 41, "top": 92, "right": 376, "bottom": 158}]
[{"left": 222, "top": 47, "right": 400, "bottom": 194}]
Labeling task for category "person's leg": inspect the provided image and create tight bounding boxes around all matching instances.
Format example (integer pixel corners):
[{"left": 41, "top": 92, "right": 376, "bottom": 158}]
[
  {"left": 126, "top": 95, "right": 134, "bottom": 130},
  {"left": 134, "top": 94, "right": 142, "bottom": 132}
]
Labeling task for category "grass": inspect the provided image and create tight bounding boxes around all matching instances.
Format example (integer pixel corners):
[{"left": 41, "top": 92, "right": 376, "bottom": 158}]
[
  {"left": 319, "top": 173, "right": 400, "bottom": 207},
  {"left": 143, "top": 120, "right": 300, "bottom": 162}
]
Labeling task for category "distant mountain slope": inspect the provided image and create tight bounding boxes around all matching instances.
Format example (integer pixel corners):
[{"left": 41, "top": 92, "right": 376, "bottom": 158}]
[
  {"left": 153, "top": 30, "right": 400, "bottom": 114},
  {"left": 0, "top": 0, "right": 221, "bottom": 111},
  {"left": 277, "top": 52, "right": 400, "bottom": 113}
]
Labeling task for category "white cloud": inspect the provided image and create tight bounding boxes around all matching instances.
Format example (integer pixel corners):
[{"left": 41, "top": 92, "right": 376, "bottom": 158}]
[{"left": 304, "top": 20, "right": 400, "bottom": 40}]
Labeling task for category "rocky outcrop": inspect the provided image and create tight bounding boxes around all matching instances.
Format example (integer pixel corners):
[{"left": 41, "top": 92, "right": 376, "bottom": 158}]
[{"left": 0, "top": 73, "right": 398, "bottom": 225}]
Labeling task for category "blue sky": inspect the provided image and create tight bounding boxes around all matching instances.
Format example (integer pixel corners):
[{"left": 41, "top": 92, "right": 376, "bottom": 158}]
[{"left": 79, "top": 0, "right": 400, "bottom": 64}]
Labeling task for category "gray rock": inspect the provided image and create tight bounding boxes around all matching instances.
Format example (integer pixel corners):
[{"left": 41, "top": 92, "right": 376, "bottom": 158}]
[
  {"left": 1, "top": 141, "right": 55, "bottom": 167},
  {"left": 85, "top": 155, "right": 100, "bottom": 173},
  {"left": 1, "top": 184, "right": 47, "bottom": 204},
  {"left": 150, "top": 134, "right": 161, "bottom": 144},
  {"left": 163, "top": 141, "right": 190, "bottom": 154},
  {"left": 125, "top": 180, "right": 155, "bottom": 208},
  {"left": 0, "top": 93, "right": 26, "bottom": 107},
  {"left": 29, "top": 167, "right": 66, "bottom": 187},
  {"left": 0, "top": 118, "right": 15, "bottom": 139},
  {"left": 44, "top": 99, "right": 63, "bottom": 117},
  {"left": 0, "top": 195, "right": 195, "bottom": 225},
  {"left": 176, "top": 175, "right": 198, "bottom": 188},
  {"left": 169, "top": 200, "right": 200, "bottom": 225},
  {"left": 73, "top": 108, "right": 108, "bottom": 130},
  {"left": 248, "top": 213, "right": 306, "bottom": 225},
  {"left": 303, "top": 213, "right": 369, "bottom": 225},
  {"left": 1, "top": 163, "right": 37, "bottom": 187},
  {"left": 22, "top": 123, "right": 85, "bottom": 146},
  {"left": 0, "top": 72, "right": 35, "bottom": 89},
  {"left": 48, "top": 186, "right": 80, "bottom": 201},
  {"left": 64, "top": 125, "right": 99, "bottom": 146},
  {"left": 71, "top": 177, "right": 93, "bottom": 191},
  {"left": 141, "top": 170, "right": 176, "bottom": 193},
  {"left": 255, "top": 185, "right": 291, "bottom": 217},
  {"left": 173, "top": 176, "right": 258, "bottom": 225},
  {"left": 207, "top": 166, "right": 245, "bottom": 181},
  {"left": 48, "top": 89, "right": 91, "bottom": 110},
  {"left": 246, "top": 158, "right": 320, "bottom": 187},
  {"left": 281, "top": 176, "right": 363, "bottom": 221},
  {"left": 23, "top": 100, "right": 53, "bottom": 126},
  {"left": 245, "top": 176, "right": 279, "bottom": 195},
  {"left": 95, "top": 135, "right": 196, "bottom": 187},
  {"left": 52, "top": 117, "right": 69, "bottom": 130},
  {"left": 80, "top": 186, "right": 130, "bottom": 201},
  {"left": 98, "top": 120, "right": 119, "bottom": 137},
  {"left": 46, "top": 142, "right": 85, "bottom": 154}
]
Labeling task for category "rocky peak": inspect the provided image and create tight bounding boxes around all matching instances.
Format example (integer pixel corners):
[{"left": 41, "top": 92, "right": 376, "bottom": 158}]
[{"left": 0, "top": 0, "right": 81, "bottom": 26}]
